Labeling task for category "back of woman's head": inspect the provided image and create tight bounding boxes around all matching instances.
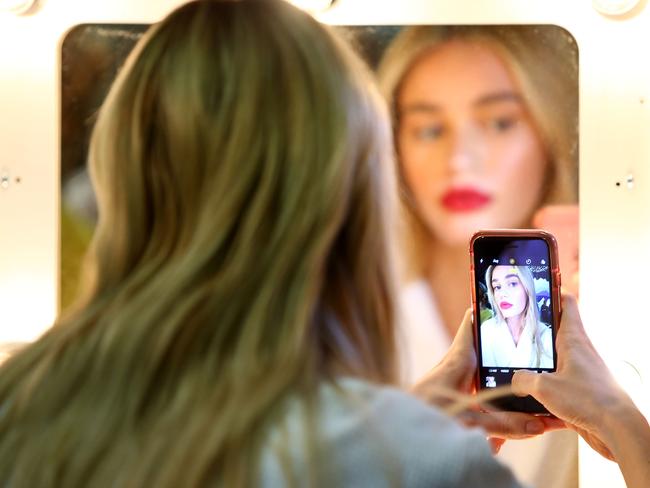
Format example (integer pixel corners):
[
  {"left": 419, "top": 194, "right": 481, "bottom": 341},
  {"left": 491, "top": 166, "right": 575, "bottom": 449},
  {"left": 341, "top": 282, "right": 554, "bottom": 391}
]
[{"left": 0, "top": 1, "right": 397, "bottom": 485}]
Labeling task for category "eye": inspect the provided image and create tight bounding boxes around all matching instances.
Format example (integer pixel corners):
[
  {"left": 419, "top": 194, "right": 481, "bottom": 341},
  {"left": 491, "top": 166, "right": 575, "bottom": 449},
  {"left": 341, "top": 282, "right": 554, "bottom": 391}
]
[
  {"left": 486, "top": 116, "right": 517, "bottom": 133},
  {"left": 413, "top": 124, "right": 445, "bottom": 141},
  {"left": 508, "top": 280, "right": 519, "bottom": 288},
  {"left": 493, "top": 284, "right": 501, "bottom": 291}
]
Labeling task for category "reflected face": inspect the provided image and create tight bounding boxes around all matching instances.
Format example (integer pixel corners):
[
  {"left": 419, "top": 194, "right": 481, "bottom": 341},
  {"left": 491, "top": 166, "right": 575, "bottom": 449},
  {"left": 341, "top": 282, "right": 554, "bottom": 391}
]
[
  {"left": 397, "top": 40, "right": 547, "bottom": 246},
  {"left": 491, "top": 265, "right": 527, "bottom": 319}
]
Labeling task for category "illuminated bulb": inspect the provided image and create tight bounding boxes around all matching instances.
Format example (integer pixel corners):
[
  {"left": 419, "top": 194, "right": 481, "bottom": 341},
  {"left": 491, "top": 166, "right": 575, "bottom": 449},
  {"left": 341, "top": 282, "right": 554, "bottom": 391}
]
[
  {"left": 0, "top": 0, "right": 36, "bottom": 15},
  {"left": 288, "top": 0, "right": 334, "bottom": 13},
  {"left": 592, "top": 0, "right": 642, "bottom": 15}
]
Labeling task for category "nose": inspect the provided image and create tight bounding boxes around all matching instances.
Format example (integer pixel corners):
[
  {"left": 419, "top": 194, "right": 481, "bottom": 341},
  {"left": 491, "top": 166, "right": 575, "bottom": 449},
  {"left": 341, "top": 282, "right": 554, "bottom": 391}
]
[{"left": 448, "top": 124, "right": 484, "bottom": 173}]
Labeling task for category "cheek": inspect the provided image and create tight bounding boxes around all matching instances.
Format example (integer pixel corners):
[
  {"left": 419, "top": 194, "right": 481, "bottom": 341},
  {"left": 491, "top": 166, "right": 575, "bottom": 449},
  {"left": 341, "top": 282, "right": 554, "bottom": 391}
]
[
  {"left": 490, "top": 130, "right": 547, "bottom": 220},
  {"left": 398, "top": 138, "right": 440, "bottom": 207},
  {"left": 514, "top": 288, "right": 528, "bottom": 310}
]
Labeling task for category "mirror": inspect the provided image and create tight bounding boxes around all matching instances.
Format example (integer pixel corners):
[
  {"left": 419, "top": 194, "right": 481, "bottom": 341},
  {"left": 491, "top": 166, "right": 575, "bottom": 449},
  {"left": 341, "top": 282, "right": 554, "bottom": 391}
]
[{"left": 60, "top": 23, "right": 579, "bottom": 312}]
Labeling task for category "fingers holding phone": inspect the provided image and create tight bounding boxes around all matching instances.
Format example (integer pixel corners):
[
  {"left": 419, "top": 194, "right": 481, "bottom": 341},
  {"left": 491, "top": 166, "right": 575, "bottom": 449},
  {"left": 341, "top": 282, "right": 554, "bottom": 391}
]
[
  {"left": 511, "top": 295, "right": 637, "bottom": 460},
  {"left": 411, "top": 308, "right": 563, "bottom": 443}
]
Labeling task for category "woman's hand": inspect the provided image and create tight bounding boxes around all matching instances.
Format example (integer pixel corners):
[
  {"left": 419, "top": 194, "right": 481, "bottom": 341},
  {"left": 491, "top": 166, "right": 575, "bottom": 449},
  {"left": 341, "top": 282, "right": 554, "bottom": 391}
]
[
  {"left": 511, "top": 295, "right": 645, "bottom": 458},
  {"left": 411, "top": 309, "right": 563, "bottom": 452},
  {"left": 512, "top": 295, "right": 650, "bottom": 487}
]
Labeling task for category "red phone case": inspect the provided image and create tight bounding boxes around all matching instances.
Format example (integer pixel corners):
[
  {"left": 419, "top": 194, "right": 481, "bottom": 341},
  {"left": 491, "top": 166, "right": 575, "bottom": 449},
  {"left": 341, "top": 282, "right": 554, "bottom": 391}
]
[{"left": 469, "top": 229, "right": 562, "bottom": 412}]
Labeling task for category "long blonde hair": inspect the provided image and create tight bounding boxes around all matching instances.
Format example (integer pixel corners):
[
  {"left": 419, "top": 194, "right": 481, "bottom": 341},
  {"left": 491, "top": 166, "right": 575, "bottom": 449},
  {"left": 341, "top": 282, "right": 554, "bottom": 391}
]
[
  {"left": 485, "top": 265, "right": 550, "bottom": 367},
  {"left": 377, "top": 25, "right": 579, "bottom": 277},
  {"left": 0, "top": 1, "right": 398, "bottom": 485}
]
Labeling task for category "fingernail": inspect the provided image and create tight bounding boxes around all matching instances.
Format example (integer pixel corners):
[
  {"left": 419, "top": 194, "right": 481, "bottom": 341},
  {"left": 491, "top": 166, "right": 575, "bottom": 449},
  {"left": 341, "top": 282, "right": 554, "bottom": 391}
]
[{"left": 525, "top": 420, "right": 544, "bottom": 434}]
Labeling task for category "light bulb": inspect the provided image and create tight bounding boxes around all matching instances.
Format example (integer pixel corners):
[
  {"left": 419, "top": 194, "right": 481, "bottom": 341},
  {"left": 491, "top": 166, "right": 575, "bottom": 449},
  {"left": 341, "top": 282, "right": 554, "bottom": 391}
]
[
  {"left": 288, "top": 0, "right": 335, "bottom": 13},
  {"left": 592, "top": 0, "right": 642, "bottom": 16},
  {"left": 0, "top": 0, "right": 37, "bottom": 15}
]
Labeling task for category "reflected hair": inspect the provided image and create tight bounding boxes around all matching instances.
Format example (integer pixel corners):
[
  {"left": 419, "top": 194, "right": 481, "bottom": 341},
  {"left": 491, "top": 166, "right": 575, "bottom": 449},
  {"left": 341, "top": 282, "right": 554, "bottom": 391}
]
[
  {"left": 0, "top": 1, "right": 398, "bottom": 486},
  {"left": 485, "top": 265, "right": 550, "bottom": 367},
  {"left": 377, "top": 26, "right": 579, "bottom": 278}
]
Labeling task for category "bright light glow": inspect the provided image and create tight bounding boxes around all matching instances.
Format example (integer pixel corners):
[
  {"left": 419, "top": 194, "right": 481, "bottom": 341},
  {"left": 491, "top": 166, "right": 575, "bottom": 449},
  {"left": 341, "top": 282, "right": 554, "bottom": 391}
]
[
  {"left": 0, "top": 273, "right": 56, "bottom": 343},
  {"left": 288, "top": 0, "right": 333, "bottom": 13},
  {"left": 592, "top": 0, "right": 641, "bottom": 15},
  {"left": 0, "top": 0, "right": 36, "bottom": 15}
]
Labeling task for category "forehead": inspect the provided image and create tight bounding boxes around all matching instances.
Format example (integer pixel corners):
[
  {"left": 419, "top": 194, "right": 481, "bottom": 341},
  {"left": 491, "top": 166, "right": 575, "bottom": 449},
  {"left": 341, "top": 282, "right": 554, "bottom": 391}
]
[
  {"left": 397, "top": 39, "right": 519, "bottom": 109},
  {"left": 491, "top": 265, "right": 519, "bottom": 281}
]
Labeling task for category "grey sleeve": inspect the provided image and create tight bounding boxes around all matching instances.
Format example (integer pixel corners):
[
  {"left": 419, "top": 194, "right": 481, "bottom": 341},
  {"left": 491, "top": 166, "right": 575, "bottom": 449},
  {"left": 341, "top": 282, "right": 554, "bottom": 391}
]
[
  {"left": 260, "top": 380, "right": 527, "bottom": 488},
  {"left": 322, "top": 382, "right": 527, "bottom": 488}
]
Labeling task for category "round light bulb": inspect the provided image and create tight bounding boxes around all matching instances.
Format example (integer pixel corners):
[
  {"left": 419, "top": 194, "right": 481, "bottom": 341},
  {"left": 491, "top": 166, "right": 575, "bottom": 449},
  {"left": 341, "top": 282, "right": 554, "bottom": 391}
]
[
  {"left": 288, "top": 0, "right": 335, "bottom": 13},
  {"left": 592, "top": 0, "right": 642, "bottom": 16},
  {"left": 0, "top": 0, "right": 36, "bottom": 14}
]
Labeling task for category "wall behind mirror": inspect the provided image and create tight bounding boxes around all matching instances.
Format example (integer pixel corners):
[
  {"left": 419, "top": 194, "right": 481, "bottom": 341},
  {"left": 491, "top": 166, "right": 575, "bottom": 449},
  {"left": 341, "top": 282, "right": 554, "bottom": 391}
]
[{"left": 60, "top": 23, "right": 579, "bottom": 312}]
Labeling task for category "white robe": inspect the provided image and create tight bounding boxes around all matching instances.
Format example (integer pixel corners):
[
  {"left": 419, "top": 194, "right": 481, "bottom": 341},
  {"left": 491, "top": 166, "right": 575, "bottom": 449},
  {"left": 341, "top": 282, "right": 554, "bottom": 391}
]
[
  {"left": 398, "top": 280, "right": 577, "bottom": 488},
  {"left": 480, "top": 317, "right": 553, "bottom": 369}
]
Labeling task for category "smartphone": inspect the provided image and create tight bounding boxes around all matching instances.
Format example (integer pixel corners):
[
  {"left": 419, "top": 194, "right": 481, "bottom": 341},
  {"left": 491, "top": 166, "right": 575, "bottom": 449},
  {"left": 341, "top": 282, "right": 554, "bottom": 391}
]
[{"left": 469, "top": 229, "right": 562, "bottom": 414}]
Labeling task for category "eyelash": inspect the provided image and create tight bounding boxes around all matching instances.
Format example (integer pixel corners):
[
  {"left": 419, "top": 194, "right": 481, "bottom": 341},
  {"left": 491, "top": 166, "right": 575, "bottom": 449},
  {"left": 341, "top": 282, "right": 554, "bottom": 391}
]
[
  {"left": 413, "top": 125, "right": 444, "bottom": 141},
  {"left": 485, "top": 116, "right": 518, "bottom": 133},
  {"left": 409, "top": 116, "right": 518, "bottom": 140},
  {"left": 494, "top": 281, "right": 519, "bottom": 291}
]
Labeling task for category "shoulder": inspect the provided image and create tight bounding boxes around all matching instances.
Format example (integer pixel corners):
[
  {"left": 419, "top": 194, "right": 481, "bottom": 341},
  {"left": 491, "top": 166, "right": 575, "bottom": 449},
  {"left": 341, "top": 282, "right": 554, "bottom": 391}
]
[
  {"left": 481, "top": 317, "right": 497, "bottom": 326},
  {"left": 396, "top": 279, "right": 450, "bottom": 383},
  {"left": 399, "top": 279, "right": 436, "bottom": 311},
  {"left": 538, "top": 322, "right": 553, "bottom": 339},
  {"left": 315, "top": 378, "right": 523, "bottom": 487},
  {"left": 480, "top": 317, "right": 500, "bottom": 333}
]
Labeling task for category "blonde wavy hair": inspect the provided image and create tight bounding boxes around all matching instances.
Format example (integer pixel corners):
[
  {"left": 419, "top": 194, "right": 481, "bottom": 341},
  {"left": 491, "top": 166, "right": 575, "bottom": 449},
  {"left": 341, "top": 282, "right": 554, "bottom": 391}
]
[
  {"left": 0, "top": 1, "right": 399, "bottom": 485},
  {"left": 485, "top": 265, "right": 551, "bottom": 367},
  {"left": 376, "top": 25, "right": 579, "bottom": 277}
]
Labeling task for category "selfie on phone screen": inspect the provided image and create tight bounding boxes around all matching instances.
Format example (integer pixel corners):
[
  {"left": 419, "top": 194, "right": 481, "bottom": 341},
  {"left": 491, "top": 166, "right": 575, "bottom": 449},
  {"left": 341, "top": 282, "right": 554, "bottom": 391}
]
[
  {"left": 471, "top": 232, "right": 560, "bottom": 412},
  {"left": 480, "top": 262, "right": 553, "bottom": 370}
]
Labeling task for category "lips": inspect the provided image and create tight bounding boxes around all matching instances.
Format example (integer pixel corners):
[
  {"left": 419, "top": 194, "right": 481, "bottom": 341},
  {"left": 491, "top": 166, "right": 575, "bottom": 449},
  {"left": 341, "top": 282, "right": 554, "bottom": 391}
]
[
  {"left": 500, "top": 301, "right": 513, "bottom": 310},
  {"left": 441, "top": 187, "right": 491, "bottom": 212}
]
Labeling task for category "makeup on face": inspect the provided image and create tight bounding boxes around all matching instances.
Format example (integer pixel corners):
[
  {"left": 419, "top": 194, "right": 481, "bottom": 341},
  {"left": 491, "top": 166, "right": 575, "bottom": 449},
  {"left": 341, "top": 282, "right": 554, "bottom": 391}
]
[
  {"left": 440, "top": 186, "right": 492, "bottom": 212},
  {"left": 397, "top": 40, "right": 547, "bottom": 247},
  {"left": 491, "top": 265, "right": 527, "bottom": 318}
]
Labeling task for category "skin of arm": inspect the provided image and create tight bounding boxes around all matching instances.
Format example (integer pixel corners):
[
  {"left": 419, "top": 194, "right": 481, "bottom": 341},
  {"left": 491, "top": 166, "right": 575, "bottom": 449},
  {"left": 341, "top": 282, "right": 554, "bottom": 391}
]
[{"left": 599, "top": 402, "right": 650, "bottom": 488}]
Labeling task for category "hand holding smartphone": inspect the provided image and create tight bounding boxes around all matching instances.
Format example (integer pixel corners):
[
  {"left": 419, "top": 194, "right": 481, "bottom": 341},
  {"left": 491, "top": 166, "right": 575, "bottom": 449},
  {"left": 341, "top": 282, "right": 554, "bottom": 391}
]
[{"left": 470, "top": 230, "right": 562, "bottom": 414}]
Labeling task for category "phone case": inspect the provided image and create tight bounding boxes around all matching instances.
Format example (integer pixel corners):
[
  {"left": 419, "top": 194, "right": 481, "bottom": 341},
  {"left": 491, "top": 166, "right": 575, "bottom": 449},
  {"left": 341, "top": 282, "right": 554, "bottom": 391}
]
[{"left": 469, "top": 229, "right": 562, "bottom": 414}]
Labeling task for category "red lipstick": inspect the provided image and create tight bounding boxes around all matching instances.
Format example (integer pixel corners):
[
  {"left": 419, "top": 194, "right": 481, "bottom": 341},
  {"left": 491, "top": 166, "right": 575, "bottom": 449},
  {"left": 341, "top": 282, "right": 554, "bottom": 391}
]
[
  {"left": 500, "top": 301, "right": 513, "bottom": 310},
  {"left": 441, "top": 187, "right": 491, "bottom": 212}
]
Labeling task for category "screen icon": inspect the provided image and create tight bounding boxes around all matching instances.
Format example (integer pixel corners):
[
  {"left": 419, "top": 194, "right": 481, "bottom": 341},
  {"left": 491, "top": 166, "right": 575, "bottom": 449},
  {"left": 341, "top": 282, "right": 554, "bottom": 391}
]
[
  {"left": 485, "top": 376, "right": 497, "bottom": 388},
  {"left": 492, "top": 258, "right": 499, "bottom": 264},
  {"left": 541, "top": 259, "right": 546, "bottom": 265},
  {"left": 526, "top": 258, "right": 532, "bottom": 264}
]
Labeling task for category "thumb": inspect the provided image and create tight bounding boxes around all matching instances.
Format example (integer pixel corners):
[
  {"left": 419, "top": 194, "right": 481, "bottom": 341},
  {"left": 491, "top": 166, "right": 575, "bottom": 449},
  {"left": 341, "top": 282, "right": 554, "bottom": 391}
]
[{"left": 511, "top": 369, "right": 542, "bottom": 398}]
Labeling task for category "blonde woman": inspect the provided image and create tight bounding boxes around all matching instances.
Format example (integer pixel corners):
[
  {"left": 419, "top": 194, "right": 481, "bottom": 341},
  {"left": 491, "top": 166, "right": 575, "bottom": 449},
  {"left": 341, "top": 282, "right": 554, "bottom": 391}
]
[
  {"left": 377, "top": 25, "right": 580, "bottom": 487},
  {"left": 377, "top": 24, "right": 577, "bottom": 377},
  {"left": 481, "top": 265, "right": 553, "bottom": 369},
  {"left": 0, "top": 3, "right": 648, "bottom": 487}
]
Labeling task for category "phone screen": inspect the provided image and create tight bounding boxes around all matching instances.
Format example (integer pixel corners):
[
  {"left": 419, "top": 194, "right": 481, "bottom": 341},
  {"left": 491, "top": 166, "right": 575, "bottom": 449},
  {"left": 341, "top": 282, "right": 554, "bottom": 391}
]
[{"left": 472, "top": 235, "right": 559, "bottom": 413}]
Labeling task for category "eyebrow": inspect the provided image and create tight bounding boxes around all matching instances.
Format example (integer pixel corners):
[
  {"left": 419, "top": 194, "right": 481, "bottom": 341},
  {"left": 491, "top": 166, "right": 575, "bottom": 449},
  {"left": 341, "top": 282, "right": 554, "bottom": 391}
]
[
  {"left": 398, "top": 102, "right": 441, "bottom": 116},
  {"left": 474, "top": 91, "right": 522, "bottom": 107},
  {"left": 492, "top": 274, "right": 519, "bottom": 284},
  {"left": 399, "top": 91, "right": 523, "bottom": 117}
]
